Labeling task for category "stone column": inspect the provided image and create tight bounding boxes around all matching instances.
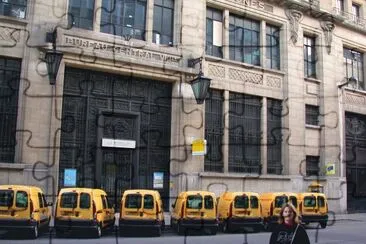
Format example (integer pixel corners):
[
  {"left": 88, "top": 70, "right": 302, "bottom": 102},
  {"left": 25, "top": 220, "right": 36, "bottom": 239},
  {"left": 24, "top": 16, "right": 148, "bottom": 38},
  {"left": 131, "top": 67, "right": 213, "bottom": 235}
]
[
  {"left": 223, "top": 9, "right": 230, "bottom": 60},
  {"left": 146, "top": 0, "right": 154, "bottom": 43},
  {"left": 260, "top": 20, "right": 266, "bottom": 68},
  {"left": 223, "top": 90, "right": 229, "bottom": 173},
  {"left": 94, "top": 0, "right": 102, "bottom": 33},
  {"left": 261, "top": 97, "right": 267, "bottom": 174}
]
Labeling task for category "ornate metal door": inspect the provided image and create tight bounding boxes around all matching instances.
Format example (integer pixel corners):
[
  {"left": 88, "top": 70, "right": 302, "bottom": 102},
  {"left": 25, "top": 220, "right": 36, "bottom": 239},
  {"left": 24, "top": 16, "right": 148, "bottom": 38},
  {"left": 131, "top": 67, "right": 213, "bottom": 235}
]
[{"left": 345, "top": 112, "right": 366, "bottom": 212}]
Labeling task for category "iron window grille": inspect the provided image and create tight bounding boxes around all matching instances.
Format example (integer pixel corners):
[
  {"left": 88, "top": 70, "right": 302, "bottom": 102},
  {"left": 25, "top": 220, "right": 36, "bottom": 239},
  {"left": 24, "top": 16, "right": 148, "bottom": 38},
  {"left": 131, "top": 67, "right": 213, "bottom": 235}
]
[
  {"left": 204, "top": 89, "right": 224, "bottom": 172},
  {"left": 267, "top": 98, "right": 282, "bottom": 174},
  {"left": 0, "top": 57, "right": 21, "bottom": 163},
  {"left": 304, "top": 36, "right": 316, "bottom": 78},
  {"left": 228, "top": 92, "right": 261, "bottom": 174},
  {"left": 206, "top": 7, "right": 223, "bottom": 58},
  {"left": 305, "top": 104, "right": 319, "bottom": 126},
  {"left": 229, "top": 14, "right": 260, "bottom": 66},
  {"left": 306, "top": 155, "right": 320, "bottom": 176},
  {"left": 265, "top": 24, "right": 280, "bottom": 70},
  {"left": 68, "top": 0, "right": 95, "bottom": 30},
  {"left": 0, "top": 0, "right": 27, "bottom": 19},
  {"left": 100, "top": 0, "right": 147, "bottom": 40},
  {"left": 343, "top": 48, "right": 364, "bottom": 90},
  {"left": 153, "top": 0, "right": 174, "bottom": 46}
]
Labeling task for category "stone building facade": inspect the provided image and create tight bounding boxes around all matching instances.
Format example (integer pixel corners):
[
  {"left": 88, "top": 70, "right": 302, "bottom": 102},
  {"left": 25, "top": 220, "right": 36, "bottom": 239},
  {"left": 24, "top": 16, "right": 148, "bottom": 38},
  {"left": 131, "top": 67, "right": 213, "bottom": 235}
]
[{"left": 1, "top": 0, "right": 366, "bottom": 213}]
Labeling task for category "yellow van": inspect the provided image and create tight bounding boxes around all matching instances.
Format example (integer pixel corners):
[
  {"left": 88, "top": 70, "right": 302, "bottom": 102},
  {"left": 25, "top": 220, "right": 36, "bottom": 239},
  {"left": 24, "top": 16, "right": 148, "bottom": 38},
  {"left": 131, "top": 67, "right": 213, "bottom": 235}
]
[
  {"left": 170, "top": 191, "right": 218, "bottom": 235},
  {"left": 0, "top": 185, "right": 51, "bottom": 239},
  {"left": 217, "top": 192, "right": 263, "bottom": 233},
  {"left": 259, "top": 192, "right": 299, "bottom": 230},
  {"left": 298, "top": 192, "right": 328, "bottom": 228},
  {"left": 119, "top": 189, "right": 165, "bottom": 236},
  {"left": 54, "top": 188, "right": 115, "bottom": 238}
]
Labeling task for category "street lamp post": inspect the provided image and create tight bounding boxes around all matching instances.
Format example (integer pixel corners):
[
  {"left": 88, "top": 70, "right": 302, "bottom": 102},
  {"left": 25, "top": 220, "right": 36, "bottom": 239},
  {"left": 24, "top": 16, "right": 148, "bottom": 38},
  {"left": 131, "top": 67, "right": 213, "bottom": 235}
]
[
  {"left": 45, "top": 29, "right": 63, "bottom": 85},
  {"left": 187, "top": 57, "right": 211, "bottom": 104}
]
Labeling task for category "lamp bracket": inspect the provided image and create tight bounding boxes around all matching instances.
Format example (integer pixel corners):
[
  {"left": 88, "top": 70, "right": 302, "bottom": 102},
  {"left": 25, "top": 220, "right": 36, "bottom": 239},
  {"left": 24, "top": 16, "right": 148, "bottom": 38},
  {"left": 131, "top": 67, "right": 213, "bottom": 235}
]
[
  {"left": 188, "top": 57, "right": 203, "bottom": 68},
  {"left": 46, "top": 29, "right": 57, "bottom": 50}
]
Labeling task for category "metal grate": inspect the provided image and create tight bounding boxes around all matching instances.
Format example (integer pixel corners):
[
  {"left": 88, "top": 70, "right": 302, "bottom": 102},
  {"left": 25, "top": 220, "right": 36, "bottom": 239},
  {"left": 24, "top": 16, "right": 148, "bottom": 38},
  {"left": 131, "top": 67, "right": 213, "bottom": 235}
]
[
  {"left": 306, "top": 155, "right": 320, "bottom": 176},
  {"left": 0, "top": 57, "right": 21, "bottom": 163},
  {"left": 305, "top": 104, "right": 319, "bottom": 126},
  {"left": 267, "top": 99, "right": 282, "bottom": 174},
  {"left": 204, "top": 89, "right": 224, "bottom": 172},
  {"left": 228, "top": 92, "right": 261, "bottom": 173},
  {"left": 0, "top": 0, "right": 27, "bottom": 19}
]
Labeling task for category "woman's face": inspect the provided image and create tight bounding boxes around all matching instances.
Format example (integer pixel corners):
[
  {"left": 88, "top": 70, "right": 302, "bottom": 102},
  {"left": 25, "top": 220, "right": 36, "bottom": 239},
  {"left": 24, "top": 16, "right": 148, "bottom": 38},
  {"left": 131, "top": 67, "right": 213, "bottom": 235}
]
[{"left": 283, "top": 206, "right": 294, "bottom": 220}]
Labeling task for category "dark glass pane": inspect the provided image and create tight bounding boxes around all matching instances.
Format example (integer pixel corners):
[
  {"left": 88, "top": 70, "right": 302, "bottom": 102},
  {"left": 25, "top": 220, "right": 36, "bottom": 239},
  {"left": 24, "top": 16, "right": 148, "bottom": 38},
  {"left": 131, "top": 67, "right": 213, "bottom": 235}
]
[
  {"left": 0, "top": 190, "right": 14, "bottom": 207},
  {"left": 304, "top": 196, "right": 316, "bottom": 207},
  {"left": 186, "top": 195, "right": 202, "bottom": 209},
  {"left": 234, "top": 196, "right": 249, "bottom": 209},
  {"left": 204, "top": 196, "right": 214, "bottom": 209},
  {"left": 16, "top": 191, "right": 28, "bottom": 208},
  {"left": 250, "top": 196, "right": 259, "bottom": 208},
  {"left": 143, "top": 195, "right": 154, "bottom": 209},
  {"left": 80, "top": 193, "right": 91, "bottom": 209},
  {"left": 125, "top": 194, "right": 142, "bottom": 208},
  {"left": 275, "top": 196, "right": 288, "bottom": 208},
  {"left": 60, "top": 193, "right": 78, "bottom": 208}
]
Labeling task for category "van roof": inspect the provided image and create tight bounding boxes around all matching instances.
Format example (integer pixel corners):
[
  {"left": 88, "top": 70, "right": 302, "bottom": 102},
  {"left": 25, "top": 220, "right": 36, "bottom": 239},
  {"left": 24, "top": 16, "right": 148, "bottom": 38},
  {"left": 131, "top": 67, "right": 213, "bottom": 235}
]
[
  {"left": 59, "top": 188, "right": 106, "bottom": 194},
  {"left": 260, "top": 192, "right": 298, "bottom": 196},
  {"left": 123, "top": 189, "right": 160, "bottom": 196},
  {"left": 0, "top": 185, "right": 42, "bottom": 192},
  {"left": 298, "top": 192, "right": 327, "bottom": 197},
  {"left": 181, "top": 191, "right": 216, "bottom": 197},
  {"left": 222, "top": 191, "right": 260, "bottom": 196}
]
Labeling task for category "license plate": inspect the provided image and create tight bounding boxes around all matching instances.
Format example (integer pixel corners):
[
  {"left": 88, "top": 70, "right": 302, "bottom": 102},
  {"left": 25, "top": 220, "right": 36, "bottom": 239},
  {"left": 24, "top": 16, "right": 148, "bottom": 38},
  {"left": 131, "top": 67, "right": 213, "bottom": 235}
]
[
  {"left": 62, "top": 211, "right": 75, "bottom": 216},
  {"left": 126, "top": 212, "right": 138, "bottom": 215}
]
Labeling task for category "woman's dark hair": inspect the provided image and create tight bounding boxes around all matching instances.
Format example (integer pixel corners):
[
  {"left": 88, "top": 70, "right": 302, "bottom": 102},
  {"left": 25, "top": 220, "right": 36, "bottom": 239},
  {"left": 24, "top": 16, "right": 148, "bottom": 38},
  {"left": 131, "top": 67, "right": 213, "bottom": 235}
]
[{"left": 278, "top": 202, "right": 300, "bottom": 224}]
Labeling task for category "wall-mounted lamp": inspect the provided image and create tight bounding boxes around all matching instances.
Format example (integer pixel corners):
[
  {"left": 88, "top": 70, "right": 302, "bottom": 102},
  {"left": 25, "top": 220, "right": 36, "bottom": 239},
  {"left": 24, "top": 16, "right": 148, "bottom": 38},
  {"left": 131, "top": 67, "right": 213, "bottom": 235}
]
[
  {"left": 187, "top": 57, "right": 211, "bottom": 104},
  {"left": 338, "top": 76, "right": 358, "bottom": 89},
  {"left": 45, "top": 29, "right": 63, "bottom": 85}
]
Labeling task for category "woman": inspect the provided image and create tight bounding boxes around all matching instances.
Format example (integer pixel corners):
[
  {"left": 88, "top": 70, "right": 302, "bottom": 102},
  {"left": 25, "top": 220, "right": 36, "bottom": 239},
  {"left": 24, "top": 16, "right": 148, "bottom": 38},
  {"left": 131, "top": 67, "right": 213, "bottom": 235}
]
[{"left": 269, "top": 203, "right": 310, "bottom": 244}]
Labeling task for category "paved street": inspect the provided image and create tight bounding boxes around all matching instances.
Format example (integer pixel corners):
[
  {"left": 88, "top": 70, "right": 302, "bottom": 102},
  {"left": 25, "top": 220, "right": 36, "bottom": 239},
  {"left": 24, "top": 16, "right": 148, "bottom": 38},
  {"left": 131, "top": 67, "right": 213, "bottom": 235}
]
[{"left": 1, "top": 214, "right": 366, "bottom": 244}]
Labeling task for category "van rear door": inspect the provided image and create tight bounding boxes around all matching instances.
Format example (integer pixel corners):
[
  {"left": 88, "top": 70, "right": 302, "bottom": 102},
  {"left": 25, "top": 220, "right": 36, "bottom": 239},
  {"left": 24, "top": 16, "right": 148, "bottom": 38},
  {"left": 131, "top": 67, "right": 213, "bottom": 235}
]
[
  {"left": 185, "top": 194, "right": 202, "bottom": 218},
  {"left": 58, "top": 191, "right": 92, "bottom": 220},
  {"left": 123, "top": 193, "right": 142, "bottom": 218},
  {"left": 0, "top": 189, "right": 30, "bottom": 220}
]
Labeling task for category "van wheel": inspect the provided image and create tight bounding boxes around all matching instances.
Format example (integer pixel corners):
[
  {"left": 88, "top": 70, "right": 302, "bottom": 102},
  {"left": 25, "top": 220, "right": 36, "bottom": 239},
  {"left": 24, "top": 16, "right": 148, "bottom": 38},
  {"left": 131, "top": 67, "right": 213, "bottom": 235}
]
[
  {"left": 30, "top": 224, "right": 39, "bottom": 239},
  {"left": 95, "top": 223, "right": 102, "bottom": 238},
  {"left": 320, "top": 221, "right": 327, "bottom": 229}
]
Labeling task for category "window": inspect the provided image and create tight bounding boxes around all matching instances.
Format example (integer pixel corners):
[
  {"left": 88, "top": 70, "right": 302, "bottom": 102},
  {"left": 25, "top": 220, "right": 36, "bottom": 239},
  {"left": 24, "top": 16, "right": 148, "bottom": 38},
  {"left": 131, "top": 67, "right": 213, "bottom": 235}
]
[
  {"left": 344, "top": 48, "right": 364, "bottom": 90},
  {"left": 60, "top": 192, "right": 78, "bottom": 208},
  {"left": 229, "top": 14, "right": 260, "bottom": 65},
  {"left": 266, "top": 24, "right": 280, "bottom": 70},
  {"left": 153, "top": 0, "right": 174, "bottom": 45},
  {"left": 125, "top": 194, "right": 142, "bottom": 208},
  {"left": 267, "top": 99, "right": 282, "bottom": 174},
  {"left": 143, "top": 194, "right": 154, "bottom": 209},
  {"left": 204, "top": 196, "right": 214, "bottom": 209},
  {"left": 352, "top": 3, "right": 360, "bottom": 21},
  {"left": 304, "top": 36, "right": 316, "bottom": 78},
  {"left": 101, "top": 0, "right": 147, "bottom": 40},
  {"left": 204, "top": 89, "right": 224, "bottom": 172},
  {"left": 317, "top": 196, "right": 325, "bottom": 207},
  {"left": 234, "top": 195, "right": 249, "bottom": 209},
  {"left": 306, "top": 155, "right": 320, "bottom": 176},
  {"left": 68, "top": 0, "right": 95, "bottom": 30},
  {"left": 101, "top": 195, "right": 107, "bottom": 209},
  {"left": 0, "top": 57, "right": 21, "bottom": 163},
  {"left": 274, "top": 196, "right": 287, "bottom": 208},
  {"left": 186, "top": 195, "right": 202, "bottom": 209},
  {"left": 305, "top": 105, "right": 319, "bottom": 126},
  {"left": 15, "top": 191, "right": 28, "bottom": 208},
  {"left": 336, "top": 0, "right": 344, "bottom": 13},
  {"left": 38, "top": 193, "right": 44, "bottom": 208},
  {"left": 304, "top": 196, "right": 316, "bottom": 207},
  {"left": 0, "top": 0, "right": 27, "bottom": 19},
  {"left": 42, "top": 194, "right": 47, "bottom": 208},
  {"left": 229, "top": 93, "right": 261, "bottom": 173},
  {"left": 0, "top": 190, "right": 14, "bottom": 207},
  {"left": 206, "top": 7, "right": 223, "bottom": 58},
  {"left": 289, "top": 196, "right": 297, "bottom": 208},
  {"left": 250, "top": 196, "right": 259, "bottom": 208}
]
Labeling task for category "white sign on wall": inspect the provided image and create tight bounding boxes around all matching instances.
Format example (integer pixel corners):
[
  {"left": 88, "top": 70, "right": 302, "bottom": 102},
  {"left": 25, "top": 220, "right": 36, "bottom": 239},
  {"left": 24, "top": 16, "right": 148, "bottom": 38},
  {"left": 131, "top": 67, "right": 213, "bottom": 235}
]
[{"left": 102, "top": 138, "right": 136, "bottom": 149}]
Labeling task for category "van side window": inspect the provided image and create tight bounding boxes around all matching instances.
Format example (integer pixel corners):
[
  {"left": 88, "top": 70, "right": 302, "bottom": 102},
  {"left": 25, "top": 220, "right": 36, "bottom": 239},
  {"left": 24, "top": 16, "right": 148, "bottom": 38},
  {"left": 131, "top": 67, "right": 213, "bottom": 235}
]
[
  {"left": 318, "top": 196, "right": 325, "bottom": 207},
  {"left": 187, "top": 195, "right": 202, "bottom": 209},
  {"left": 289, "top": 196, "right": 297, "bottom": 208},
  {"left": 16, "top": 191, "right": 28, "bottom": 208},
  {"left": 250, "top": 196, "right": 259, "bottom": 208},
  {"left": 204, "top": 196, "right": 214, "bottom": 209},
  {"left": 42, "top": 194, "right": 47, "bottom": 208},
  {"left": 38, "top": 193, "right": 44, "bottom": 208},
  {"left": 80, "top": 193, "right": 91, "bottom": 209},
  {"left": 0, "top": 190, "right": 14, "bottom": 207},
  {"left": 101, "top": 195, "right": 107, "bottom": 209},
  {"left": 61, "top": 193, "right": 78, "bottom": 208},
  {"left": 125, "top": 194, "right": 142, "bottom": 208},
  {"left": 144, "top": 195, "right": 154, "bottom": 209}
]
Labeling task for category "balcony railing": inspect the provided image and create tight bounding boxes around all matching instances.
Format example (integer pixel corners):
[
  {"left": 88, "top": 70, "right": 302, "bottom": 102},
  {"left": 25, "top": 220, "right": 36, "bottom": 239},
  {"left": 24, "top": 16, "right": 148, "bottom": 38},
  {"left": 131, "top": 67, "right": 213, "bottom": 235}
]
[
  {"left": 333, "top": 7, "right": 366, "bottom": 29},
  {"left": 301, "top": 0, "right": 320, "bottom": 7}
]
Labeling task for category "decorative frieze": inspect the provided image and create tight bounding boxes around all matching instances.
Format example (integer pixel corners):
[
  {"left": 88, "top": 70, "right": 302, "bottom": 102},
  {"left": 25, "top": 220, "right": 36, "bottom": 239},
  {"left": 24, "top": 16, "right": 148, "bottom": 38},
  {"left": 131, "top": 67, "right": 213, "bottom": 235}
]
[
  {"left": 267, "top": 76, "right": 281, "bottom": 88},
  {"left": 63, "top": 35, "right": 182, "bottom": 67},
  {"left": 208, "top": 64, "right": 225, "bottom": 78},
  {"left": 0, "top": 26, "right": 20, "bottom": 45},
  {"left": 229, "top": 68, "right": 263, "bottom": 85},
  {"left": 345, "top": 92, "right": 366, "bottom": 106}
]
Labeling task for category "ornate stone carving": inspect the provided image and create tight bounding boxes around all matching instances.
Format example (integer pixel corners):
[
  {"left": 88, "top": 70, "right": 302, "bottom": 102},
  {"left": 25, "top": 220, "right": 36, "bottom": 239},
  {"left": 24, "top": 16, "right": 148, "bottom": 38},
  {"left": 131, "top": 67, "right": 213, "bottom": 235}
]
[
  {"left": 0, "top": 26, "right": 20, "bottom": 45},
  {"left": 208, "top": 64, "right": 225, "bottom": 78},
  {"left": 229, "top": 68, "right": 263, "bottom": 85},
  {"left": 320, "top": 20, "right": 335, "bottom": 54},
  {"left": 285, "top": 9, "right": 303, "bottom": 44},
  {"left": 345, "top": 92, "right": 366, "bottom": 105},
  {"left": 266, "top": 76, "right": 281, "bottom": 88}
]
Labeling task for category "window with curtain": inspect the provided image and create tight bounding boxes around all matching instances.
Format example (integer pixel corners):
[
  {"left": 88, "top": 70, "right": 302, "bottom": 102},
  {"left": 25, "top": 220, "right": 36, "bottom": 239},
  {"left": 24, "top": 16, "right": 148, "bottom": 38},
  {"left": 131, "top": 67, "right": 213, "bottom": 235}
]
[
  {"left": 229, "top": 14, "right": 260, "bottom": 65},
  {"left": 101, "top": 0, "right": 147, "bottom": 40},
  {"left": 68, "top": 0, "right": 95, "bottom": 30},
  {"left": 206, "top": 7, "right": 223, "bottom": 58},
  {"left": 153, "top": 0, "right": 174, "bottom": 46},
  {"left": 265, "top": 24, "right": 280, "bottom": 70}
]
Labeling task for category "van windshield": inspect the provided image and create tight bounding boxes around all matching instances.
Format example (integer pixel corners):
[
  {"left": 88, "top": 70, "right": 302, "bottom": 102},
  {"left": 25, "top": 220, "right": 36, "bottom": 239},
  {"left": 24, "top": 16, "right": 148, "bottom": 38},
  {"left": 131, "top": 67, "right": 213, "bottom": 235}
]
[
  {"left": 186, "top": 195, "right": 202, "bottom": 209},
  {"left": 60, "top": 192, "right": 78, "bottom": 208},
  {"left": 304, "top": 196, "right": 316, "bottom": 207},
  {"left": 0, "top": 190, "right": 14, "bottom": 207},
  {"left": 15, "top": 191, "right": 28, "bottom": 208},
  {"left": 125, "top": 194, "right": 142, "bottom": 209},
  {"left": 275, "top": 196, "right": 288, "bottom": 208},
  {"left": 234, "top": 195, "right": 249, "bottom": 209}
]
